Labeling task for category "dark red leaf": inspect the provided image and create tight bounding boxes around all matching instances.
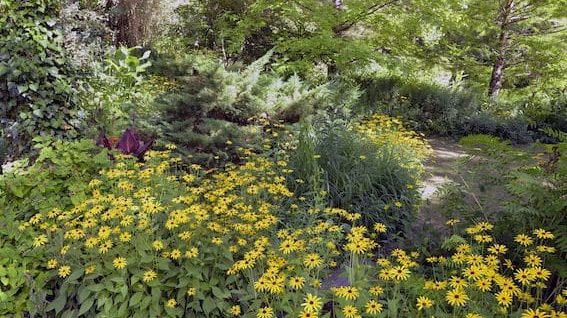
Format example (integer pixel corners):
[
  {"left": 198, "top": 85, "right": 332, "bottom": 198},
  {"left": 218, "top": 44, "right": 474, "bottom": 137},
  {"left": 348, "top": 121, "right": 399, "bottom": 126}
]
[
  {"left": 134, "top": 137, "right": 155, "bottom": 159},
  {"left": 96, "top": 131, "right": 112, "bottom": 149},
  {"left": 117, "top": 128, "right": 140, "bottom": 154}
]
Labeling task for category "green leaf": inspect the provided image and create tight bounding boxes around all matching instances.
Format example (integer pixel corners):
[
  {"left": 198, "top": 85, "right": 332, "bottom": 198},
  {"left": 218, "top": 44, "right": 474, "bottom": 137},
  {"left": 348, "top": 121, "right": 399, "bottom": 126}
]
[
  {"left": 202, "top": 297, "right": 216, "bottom": 315},
  {"left": 212, "top": 287, "right": 229, "bottom": 299},
  {"left": 129, "top": 292, "right": 144, "bottom": 307},
  {"left": 17, "top": 84, "right": 28, "bottom": 93},
  {"left": 46, "top": 291, "right": 67, "bottom": 313},
  {"left": 78, "top": 296, "right": 95, "bottom": 316}
]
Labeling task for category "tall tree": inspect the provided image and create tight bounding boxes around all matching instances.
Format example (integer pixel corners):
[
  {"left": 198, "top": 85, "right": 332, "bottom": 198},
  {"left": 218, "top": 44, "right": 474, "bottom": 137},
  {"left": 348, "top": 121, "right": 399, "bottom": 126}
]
[{"left": 430, "top": 0, "right": 567, "bottom": 100}]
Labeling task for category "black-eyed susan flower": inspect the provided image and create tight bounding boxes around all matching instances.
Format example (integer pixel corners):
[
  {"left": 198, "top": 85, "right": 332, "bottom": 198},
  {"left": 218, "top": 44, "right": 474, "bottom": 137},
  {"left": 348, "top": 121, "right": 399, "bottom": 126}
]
[
  {"left": 257, "top": 306, "right": 273, "bottom": 318},
  {"left": 301, "top": 294, "right": 322, "bottom": 313},
  {"left": 416, "top": 296, "right": 433, "bottom": 310},
  {"left": 166, "top": 298, "right": 177, "bottom": 308},
  {"left": 58, "top": 265, "right": 71, "bottom": 278},
  {"left": 47, "top": 259, "right": 58, "bottom": 269},
  {"left": 143, "top": 270, "right": 157, "bottom": 282},
  {"left": 33, "top": 234, "right": 48, "bottom": 247},
  {"left": 342, "top": 305, "right": 358, "bottom": 318},
  {"left": 112, "top": 257, "right": 127, "bottom": 269},
  {"left": 515, "top": 234, "right": 534, "bottom": 247},
  {"left": 289, "top": 276, "right": 305, "bottom": 290},
  {"left": 303, "top": 253, "right": 322, "bottom": 269},
  {"left": 496, "top": 291, "right": 513, "bottom": 307},
  {"left": 369, "top": 285, "right": 384, "bottom": 296},
  {"left": 229, "top": 305, "right": 241, "bottom": 316},
  {"left": 446, "top": 289, "right": 468, "bottom": 307},
  {"left": 521, "top": 308, "right": 549, "bottom": 318},
  {"left": 524, "top": 254, "right": 542, "bottom": 267},
  {"left": 515, "top": 268, "right": 536, "bottom": 285},
  {"left": 365, "top": 300, "right": 383, "bottom": 315}
]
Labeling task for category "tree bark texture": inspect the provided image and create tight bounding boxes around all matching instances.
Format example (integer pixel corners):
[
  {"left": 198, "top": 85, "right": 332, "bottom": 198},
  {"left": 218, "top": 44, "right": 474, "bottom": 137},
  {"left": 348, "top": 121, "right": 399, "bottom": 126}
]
[{"left": 488, "top": 0, "right": 515, "bottom": 100}]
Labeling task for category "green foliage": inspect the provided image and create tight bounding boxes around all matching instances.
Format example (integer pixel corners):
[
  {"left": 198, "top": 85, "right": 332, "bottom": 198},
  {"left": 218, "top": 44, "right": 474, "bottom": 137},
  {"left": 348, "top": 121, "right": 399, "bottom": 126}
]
[
  {"left": 0, "top": 138, "right": 109, "bottom": 316},
  {"left": 289, "top": 117, "right": 422, "bottom": 234},
  {"left": 355, "top": 75, "right": 480, "bottom": 135},
  {"left": 0, "top": 0, "right": 81, "bottom": 161},
  {"left": 455, "top": 134, "right": 567, "bottom": 274},
  {"left": 0, "top": 138, "right": 111, "bottom": 221},
  {"left": 458, "top": 112, "right": 533, "bottom": 144},
  {"left": 156, "top": 51, "right": 328, "bottom": 166},
  {"left": 78, "top": 46, "right": 155, "bottom": 136}
]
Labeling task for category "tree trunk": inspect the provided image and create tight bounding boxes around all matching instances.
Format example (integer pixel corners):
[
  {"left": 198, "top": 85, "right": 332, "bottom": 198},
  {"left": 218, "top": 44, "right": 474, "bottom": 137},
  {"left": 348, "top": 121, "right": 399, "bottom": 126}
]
[
  {"left": 488, "top": 32, "right": 509, "bottom": 100},
  {"left": 488, "top": 0, "right": 515, "bottom": 100}
]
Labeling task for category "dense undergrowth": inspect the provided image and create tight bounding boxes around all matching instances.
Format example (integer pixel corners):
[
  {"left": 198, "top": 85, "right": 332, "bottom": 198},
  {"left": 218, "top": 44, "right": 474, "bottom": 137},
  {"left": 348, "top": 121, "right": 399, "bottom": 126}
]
[{"left": 1, "top": 0, "right": 566, "bottom": 317}]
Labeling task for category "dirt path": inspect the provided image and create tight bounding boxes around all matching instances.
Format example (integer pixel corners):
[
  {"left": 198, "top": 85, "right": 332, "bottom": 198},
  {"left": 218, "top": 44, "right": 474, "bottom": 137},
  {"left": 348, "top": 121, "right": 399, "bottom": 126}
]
[
  {"left": 412, "top": 137, "right": 470, "bottom": 238},
  {"left": 419, "top": 137, "right": 468, "bottom": 201}
]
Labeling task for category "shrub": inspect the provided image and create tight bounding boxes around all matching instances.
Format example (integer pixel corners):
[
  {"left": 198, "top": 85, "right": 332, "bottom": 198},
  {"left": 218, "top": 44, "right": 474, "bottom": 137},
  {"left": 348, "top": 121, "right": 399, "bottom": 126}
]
[
  {"left": 0, "top": 138, "right": 111, "bottom": 316},
  {"left": 77, "top": 46, "right": 161, "bottom": 137},
  {"left": 289, "top": 115, "right": 428, "bottom": 234},
  {"left": 444, "top": 134, "right": 567, "bottom": 275},
  {"left": 458, "top": 113, "right": 534, "bottom": 144},
  {"left": 156, "top": 51, "right": 329, "bottom": 166},
  {"left": 0, "top": 138, "right": 111, "bottom": 221},
  {"left": 354, "top": 76, "right": 480, "bottom": 135},
  {"left": 0, "top": 0, "right": 81, "bottom": 161}
]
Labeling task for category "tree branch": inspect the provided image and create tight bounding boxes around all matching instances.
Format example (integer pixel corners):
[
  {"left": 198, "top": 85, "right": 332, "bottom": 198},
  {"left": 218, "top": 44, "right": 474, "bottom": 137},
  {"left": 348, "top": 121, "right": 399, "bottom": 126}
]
[{"left": 333, "top": 0, "right": 399, "bottom": 35}]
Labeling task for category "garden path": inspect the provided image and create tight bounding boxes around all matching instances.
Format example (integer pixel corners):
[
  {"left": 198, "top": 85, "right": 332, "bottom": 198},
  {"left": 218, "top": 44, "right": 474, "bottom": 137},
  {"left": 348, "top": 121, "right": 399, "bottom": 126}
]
[{"left": 415, "top": 137, "right": 469, "bottom": 233}]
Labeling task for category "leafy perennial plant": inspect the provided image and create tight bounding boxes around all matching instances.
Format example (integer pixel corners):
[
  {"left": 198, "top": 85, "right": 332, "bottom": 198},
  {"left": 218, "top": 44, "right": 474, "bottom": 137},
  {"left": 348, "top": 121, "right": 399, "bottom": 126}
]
[{"left": 19, "top": 141, "right": 565, "bottom": 317}]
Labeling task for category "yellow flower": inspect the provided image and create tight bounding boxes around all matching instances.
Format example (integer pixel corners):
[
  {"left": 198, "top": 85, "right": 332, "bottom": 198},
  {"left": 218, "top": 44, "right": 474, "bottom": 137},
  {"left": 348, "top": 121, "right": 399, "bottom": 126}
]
[
  {"left": 342, "top": 305, "right": 358, "bottom": 318},
  {"left": 301, "top": 294, "right": 322, "bottom": 313},
  {"left": 119, "top": 232, "right": 131, "bottom": 242},
  {"left": 446, "top": 289, "right": 468, "bottom": 307},
  {"left": 187, "top": 288, "right": 196, "bottom": 296},
  {"left": 143, "top": 270, "right": 157, "bottom": 282},
  {"left": 289, "top": 276, "right": 305, "bottom": 289},
  {"left": 369, "top": 285, "right": 384, "bottom": 296},
  {"left": 524, "top": 254, "right": 542, "bottom": 267},
  {"left": 185, "top": 247, "right": 199, "bottom": 258},
  {"left": 170, "top": 249, "right": 181, "bottom": 260},
  {"left": 531, "top": 267, "right": 551, "bottom": 281},
  {"left": 488, "top": 244, "right": 508, "bottom": 255},
  {"left": 365, "top": 300, "right": 383, "bottom": 315},
  {"left": 533, "top": 229, "right": 554, "bottom": 240},
  {"left": 152, "top": 240, "right": 164, "bottom": 251},
  {"left": 495, "top": 291, "right": 513, "bottom": 307},
  {"left": 521, "top": 308, "right": 549, "bottom": 318},
  {"left": 334, "top": 286, "right": 359, "bottom": 300},
  {"left": 33, "top": 234, "right": 48, "bottom": 247},
  {"left": 257, "top": 306, "right": 274, "bottom": 318},
  {"left": 230, "top": 305, "right": 241, "bottom": 316},
  {"left": 446, "top": 218, "right": 460, "bottom": 226},
  {"left": 475, "top": 278, "right": 492, "bottom": 292},
  {"left": 373, "top": 223, "right": 387, "bottom": 233},
  {"left": 449, "top": 276, "right": 468, "bottom": 289},
  {"left": 392, "top": 266, "right": 410, "bottom": 281},
  {"left": 166, "top": 298, "right": 177, "bottom": 308},
  {"left": 515, "top": 268, "right": 536, "bottom": 285},
  {"left": 113, "top": 257, "right": 127, "bottom": 269},
  {"left": 85, "top": 265, "right": 96, "bottom": 274},
  {"left": 47, "top": 259, "right": 58, "bottom": 269},
  {"left": 416, "top": 296, "right": 433, "bottom": 310},
  {"left": 515, "top": 234, "right": 534, "bottom": 246},
  {"left": 466, "top": 313, "right": 484, "bottom": 318},
  {"left": 303, "top": 253, "right": 322, "bottom": 269},
  {"left": 298, "top": 311, "right": 317, "bottom": 318},
  {"left": 58, "top": 265, "right": 71, "bottom": 278}
]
